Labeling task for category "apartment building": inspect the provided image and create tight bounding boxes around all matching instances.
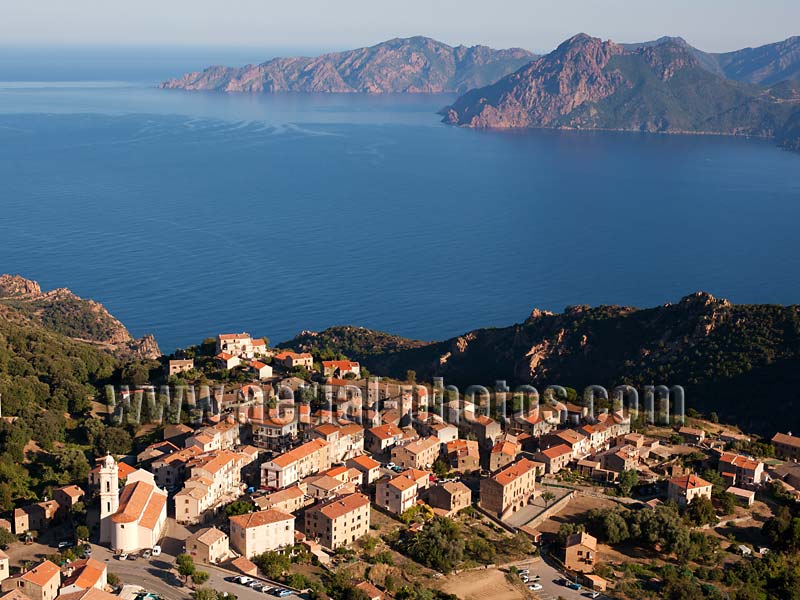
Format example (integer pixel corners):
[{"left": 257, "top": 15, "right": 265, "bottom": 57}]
[
  {"left": 718, "top": 452, "right": 764, "bottom": 489},
  {"left": 533, "top": 444, "right": 573, "bottom": 474},
  {"left": 479, "top": 458, "right": 537, "bottom": 520},
  {"left": 365, "top": 423, "right": 405, "bottom": 454},
  {"left": 304, "top": 493, "right": 371, "bottom": 550},
  {"left": 307, "top": 423, "right": 364, "bottom": 463},
  {"left": 391, "top": 436, "right": 441, "bottom": 470},
  {"left": 261, "top": 439, "right": 331, "bottom": 489},
  {"left": 375, "top": 474, "right": 418, "bottom": 515},
  {"left": 229, "top": 509, "right": 295, "bottom": 558},
  {"left": 345, "top": 454, "right": 381, "bottom": 485}
]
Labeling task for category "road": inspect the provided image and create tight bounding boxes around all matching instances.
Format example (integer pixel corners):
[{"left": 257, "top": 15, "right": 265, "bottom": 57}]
[{"left": 90, "top": 542, "right": 305, "bottom": 600}]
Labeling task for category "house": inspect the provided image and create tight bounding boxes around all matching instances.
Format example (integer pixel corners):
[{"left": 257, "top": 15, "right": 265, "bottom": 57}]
[
  {"left": 391, "top": 436, "right": 440, "bottom": 470},
  {"left": 446, "top": 439, "right": 480, "bottom": 472},
  {"left": 322, "top": 360, "right": 361, "bottom": 379},
  {"left": 136, "top": 441, "right": 179, "bottom": 466},
  {"left": 489, "top": 438, "right": 521, "bottom": 472},
  {"left": 250, "top": 338, "right": 268, "bottom": 356},
  {"left": 274, "top": 351, "right": 314, "bottom": 371},
  {"left": 230, "top": 557, "right": 258, "bottom": 577},
  {"left": 479, "top": 458, "right": 537, "bottom": 520},
  {"left": 151, "top": 446, "right": 202, "bottom": 490},
  {"left": 186, "top": 527, "right": 229, "bottom": 564},
  {"left": 185, "top": 420, "right": 240, "bottom": 452},
  {"left": 261, "top": 439, "right": 331, "bottom": 489},
  {"left": 365, "top": 423, "right": 405, "bottom": 455},
  {"left": 470, "top": 416, "right": 502, "bottom": 448},
  {"left": 346, "top": 455, "right": 381, "bottom": 485},
  {"left": 717, "top": 453, "right": 764, "bottom": 488},
  {"left": 667, "top": 474, "right": 713, "bottom": 507},
  {"left": 174, "top": 449, "right": 255, "bottom": 525},
  {"left": 96, "top": 456, "right": 168, "bottom": 553},
  {"left": 564, "top": 532, "right": 597, "bottom": 573},
  {"left": 249, "top": 361, "right": 273, "bottom": 380},
  {"left": 577, "top": 459, "right": 600, "bottom": 478},
  {"left": 726, "top": 486, "right": 756, "bottom": 507},
  {"left": 513, "top": 411, "right": 556, "bottom": 438},
  {"left": 59, "top": 559, "right": 106, "bottom": 594},
  {"left": 533, "top": 444, "right": 573, "bottom": 474},
  {"left": 216, "top": 333, "right": 254, "bottom": 356},
  {"left": 254, "top": 485, "right": 308, "bottom": 514},
  {"left": 250, "top": 410, "right": 298, "bottom": 452},
  {"left": 229, "top": 509, "right": 295, "bottom": 558},
  {"left": 772, "top": 432, "right": 800, "bottom": 461},
  {"left": 307, "top": 423, "right": 364, "bottom": 463},
  {"left": 1, "top": 560, "right": 61, "bottom": 600},
  {"left": 600, "top": 445, "right": 639, "bottom": 474},
  {"left": 13, "top": 501, "right": 60, "bottom": 535},
  {"left": 166, "top": 359, "right": 194, "bottom": 377},
  {"left": 354, "top": 581, "right": 385, "bottom": 600},
  {"left": 678, "top": 426, "right": 706, "bottom": 445},
  {"left": 541, "top": 429, "right": 590, "bottom": 459},
  {"left": 215, "top": 352, "right": 240, "bottom": 370},
  {"left": 428, "top": 481, "right": 471, "bottom": 517},
  {"left": 376, "top": 474, "right": 417, "bottom": 515},
  {"left": 403, "top": 468, "right": 432, "bottom": 491},
  {"left": 0, "top": 550, "right": 8, "bottom": 584},
  {"left": 304, "top": 493, "right": 370, "bottom": 550},
  {"left": 305, "top": 475, "right": 353, "bottom": 500}
]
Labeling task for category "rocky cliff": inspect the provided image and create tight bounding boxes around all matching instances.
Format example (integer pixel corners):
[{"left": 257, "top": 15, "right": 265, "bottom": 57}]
[
  {"left": 160, "top": 36, "right": 536, "bottom": 94},
  {"left": 0, "top": 274, "right": 160, "bottom": 360},
  {"left": 282, "top": 292, "right": 800, "bottom": 435},
  {"left": 443, "top": 34, "right": 800, "bottom": 143}
]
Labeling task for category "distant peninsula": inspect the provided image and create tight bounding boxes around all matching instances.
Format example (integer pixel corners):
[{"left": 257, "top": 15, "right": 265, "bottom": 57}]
[{"left": 159, "top": 36, "right": 536, "bottom": 94}]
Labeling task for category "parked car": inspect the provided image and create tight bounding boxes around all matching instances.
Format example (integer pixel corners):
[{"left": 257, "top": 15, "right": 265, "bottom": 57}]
[
  {"left": 224, "top": 577, "right": 239, "bottom": 583},
  {"left": 589, "top": 593, "right": 601, "bottom": 599},
  {"left": 521, "top": 575, "right": 529, "bottom": 583},
  {"left": 248, "top": 581, "right": 262, "bottom": 589},
  {"left": 236, "top": 577, "right": 253, "bottom": 585},
  {"left": 566, "top": 581, "right": 582, "bottom": 590},
  {"left": 386, "top": 462, "right": 396, "bottom": 469},
  {"left": 152, "top": 545, "right": 161, "bottom": 556},
  {"left": 517, "top": 569, "right": 529, "bottom": 575},
  {"left": 57, "top": 541, "right": 74, "bottom": 550},
  {"left": 275, "top": 591, "right": 292, "bottom": 598},
  {"left": 528, "top": 583, "right": 543, "bottom": 591},
  {"left": 142, "top": 549, "right": 152, "bottom": 559},
  {"left": 118, "top": 553, "right": 128, "bottom": 561}
]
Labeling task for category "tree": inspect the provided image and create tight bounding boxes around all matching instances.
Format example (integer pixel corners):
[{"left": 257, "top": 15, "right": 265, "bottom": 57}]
[
  {"left": 192, "top": 588, "right": 218, "bottom": 600},
  {"left": 75, "top": 525, "right": 90, "bottom": 541},
  {"left": 685, "top": 496, "right": 717, "bottom": 527},
  {"left": 402, "top": 516, "right": 464, "bottom": 573},
  {"left": 225, "top": 500, "right": 254, "bottom": 517},
  {"left": 95, "top": 426, "right": 132, "bottom": 456},
  {"left": 431, "top": 458, "right": 450, "bottom": 479},
  {"left": 541, "top": 491, "right": 556, "bottom": 507},
  {"left": 107, "top": 573, "right": 120, "bottom": 587},
  {"left": 618, "top": 469, "right": 639, "bottom": 497},
  {"left": 252, "top": 551, "right": 290, "bottom": 579},
  {"left": 717, "top": 491, "right": 737, "bottom": 515},
  {"left": 192, "top": 571, "right": 209, "bottom": 586},
  {"left": 175, "top": 553, "right": 196, "bottom": 583}
]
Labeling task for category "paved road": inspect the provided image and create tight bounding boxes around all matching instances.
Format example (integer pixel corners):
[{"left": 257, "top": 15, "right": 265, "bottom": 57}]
[
  {"left": 512, "top": 556, "right": 607, "bottom": 600},
  {"left": 91, "top": 542, "right": 304, "bottom": 600}
]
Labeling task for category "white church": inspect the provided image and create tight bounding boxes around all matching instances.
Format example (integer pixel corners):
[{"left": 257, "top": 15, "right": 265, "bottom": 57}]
[{"left": 97, "top": 454, "right": 168, "bottom": 553}]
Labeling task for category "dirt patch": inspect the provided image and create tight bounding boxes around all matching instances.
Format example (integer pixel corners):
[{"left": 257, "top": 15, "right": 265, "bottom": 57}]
[
  {"left": 440, "top": 568, "right": 530, "bottom": 600},
  {"left": 535, "top": 493, "right": 622, "bottom": 535}
]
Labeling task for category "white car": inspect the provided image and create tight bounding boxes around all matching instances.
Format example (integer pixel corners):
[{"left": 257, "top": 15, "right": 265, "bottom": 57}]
[
  {"left": 521, "top": 575, "right": 529, "bottom": 583},
  {"left": 152, "top": 546, "right": 161, "bottom": 556},
  {"left": 118, "top": 553, "right": 128, "bottom": 561},
  {"left": 386, "top": 462, "right": 396, "bottom": 469},
  {"left": 528, "top": 583, "right": 543, "bottom": 591},
  {"left": 589, "top": 593, "right": 601, "bottom": 599},
  {"left": 517, "top": 569, "right": 530, "bottom": 575}
]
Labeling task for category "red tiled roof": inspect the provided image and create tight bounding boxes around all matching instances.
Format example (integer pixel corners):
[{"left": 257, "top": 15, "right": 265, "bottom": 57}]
[
  {"left": 670, "top": 474, "right": 712, "bottom": 490},
  {"left": 229, "top": 509, "right": 293, "bottom": 529}
]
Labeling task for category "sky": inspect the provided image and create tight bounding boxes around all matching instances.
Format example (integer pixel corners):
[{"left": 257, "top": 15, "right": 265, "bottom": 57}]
[{"left": 1, "top": 0, "right": 798, "bottom": 54}]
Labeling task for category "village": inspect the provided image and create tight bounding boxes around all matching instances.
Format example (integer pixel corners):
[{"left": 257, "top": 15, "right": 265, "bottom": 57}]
[{"left": 2, "top": 331, "right": 800, "bottom": 600}]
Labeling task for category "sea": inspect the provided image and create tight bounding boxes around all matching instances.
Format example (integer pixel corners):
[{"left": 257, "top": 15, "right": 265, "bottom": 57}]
[{"left": 1, "top": 46, "right": 799, "bottom": 353}]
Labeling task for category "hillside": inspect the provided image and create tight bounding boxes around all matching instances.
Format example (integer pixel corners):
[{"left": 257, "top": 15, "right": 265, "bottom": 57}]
[
  {"left": 0, "top": 274, "right": 160, "bottom": 360},
  {"left": 160, "top": 36, "right": 536, "bottom": 94},
  {"left": 280, "top": 325, "right": 429, "bottom": 360},
  {"left": 715, "top": 36, "right": 800, "bottom": 85},
  {"left": 443, "top": 34, "right": 800, "bottom": 143},
  {"left": 286, "top": 292, "right": 800, "bottom": 436}
]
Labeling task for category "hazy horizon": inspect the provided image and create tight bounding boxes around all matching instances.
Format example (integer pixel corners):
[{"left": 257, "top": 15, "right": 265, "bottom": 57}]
[{"left": 2, "top": 0, "right": 798, "bottom": 55}]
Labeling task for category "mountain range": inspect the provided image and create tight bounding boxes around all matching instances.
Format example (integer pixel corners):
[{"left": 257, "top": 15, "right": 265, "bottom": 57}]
[
  {"left": 160, "top": 36, "right": 536, "bottom": 94},
  {"left": 282, "top": 292, "right": 800, "bottom": 436},
  {"left": 442, "top": 34, "right": 800, "bottom": 149}
]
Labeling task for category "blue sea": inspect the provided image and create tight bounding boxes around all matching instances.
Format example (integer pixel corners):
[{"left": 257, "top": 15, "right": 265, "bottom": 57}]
[{"left": 1, "top": 46, "right": 799, "bottom": 353}]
